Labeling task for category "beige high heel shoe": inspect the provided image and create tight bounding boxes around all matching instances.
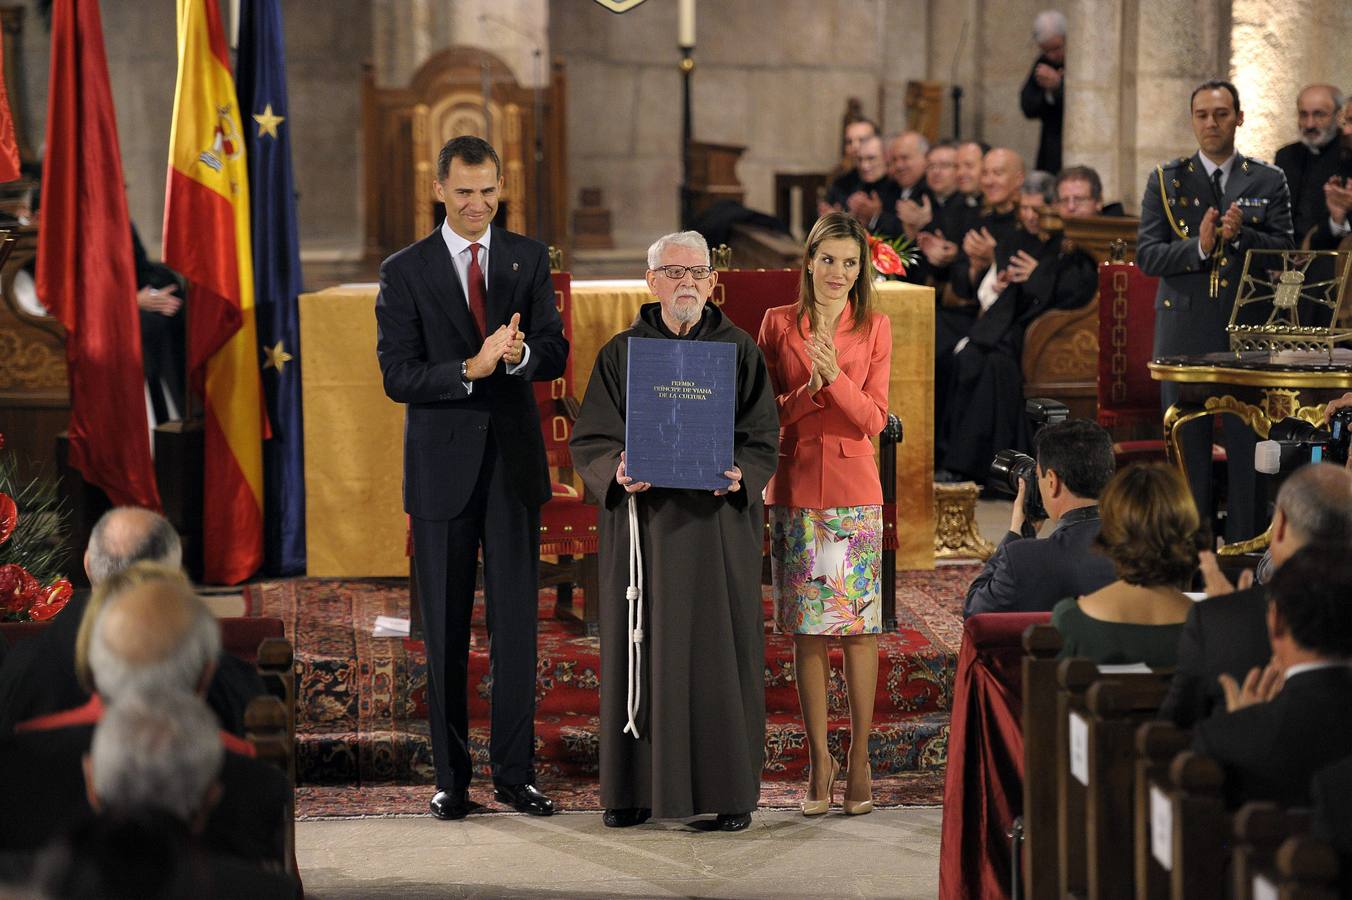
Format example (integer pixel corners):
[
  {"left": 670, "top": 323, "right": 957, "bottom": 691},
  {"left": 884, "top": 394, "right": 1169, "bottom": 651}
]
[
  {"left": 843, "top": 763, "right": 873, "bottom": 816},
  {"left": 801, "top": 756, "right": 841, "bottom": 816}
]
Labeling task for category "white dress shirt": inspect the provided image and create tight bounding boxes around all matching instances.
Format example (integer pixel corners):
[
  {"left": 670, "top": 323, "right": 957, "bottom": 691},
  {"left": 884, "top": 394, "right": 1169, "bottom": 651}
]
[{"left": 439, "top": 220, "right": 530, "bottom": 390}]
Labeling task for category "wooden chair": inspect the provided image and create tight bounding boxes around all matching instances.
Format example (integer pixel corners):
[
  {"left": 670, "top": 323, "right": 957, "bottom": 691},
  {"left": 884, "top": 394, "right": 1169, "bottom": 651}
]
[
  {"left": 1134, "top": 721, "right": 1193, "bottom": 900},
  {"left": 1146, "top": 750, "right": 1229, "bottom": 900},
  {"left": 244, "top": 693, "right": 296, "bottom": 880},
  {"left": 1056, "top": 656, "right": 1099, "bottom": 900},
  {"left": 1083, "top": 676, "right": 1172, "bottom": 900},
  {"left": 1021, "top": 623, "right": 1065, "bottom": 900},
  {"left": 1021, "top": 215, "right": 1142, "bottom": 421},
  {"left": 1232, "top": 802, "right": 1314, "bottom": 899},
  {"left": 1247, "top": 835, "right": 1341, "bottom": 900}
]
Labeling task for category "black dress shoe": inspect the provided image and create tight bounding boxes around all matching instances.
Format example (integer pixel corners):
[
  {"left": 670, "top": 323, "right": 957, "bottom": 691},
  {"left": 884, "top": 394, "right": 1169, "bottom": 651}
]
[
  {"left": 430, "top": 789, "right": 475, "bottom": 820},
  {"left": 603, "top": 808, "right": 651, "bottom": 828},
  {"left": 494, "top": 782, "right": 555, "bottom": 816},
  {"left": 715, "top": 812, "right": 752, "bottom": 832}
]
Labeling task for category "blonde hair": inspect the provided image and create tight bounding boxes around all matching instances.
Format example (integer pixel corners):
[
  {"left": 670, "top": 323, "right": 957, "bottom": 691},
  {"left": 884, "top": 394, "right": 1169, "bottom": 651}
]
[
  {"left": 796, "top": 211, "right": 876, "bottom": 337},
  {"left": 75, "top": 562, "right": 195, "bottom": 693},
  {"left": 1094, "top": 463, "right": 1201, "bottom": 587}
]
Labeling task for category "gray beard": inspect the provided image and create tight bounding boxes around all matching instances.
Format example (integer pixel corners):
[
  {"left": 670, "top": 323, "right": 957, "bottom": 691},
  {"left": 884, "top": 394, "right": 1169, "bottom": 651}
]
[{"left": 1302, "top": 127, "right": 1336, "bottom": 152}]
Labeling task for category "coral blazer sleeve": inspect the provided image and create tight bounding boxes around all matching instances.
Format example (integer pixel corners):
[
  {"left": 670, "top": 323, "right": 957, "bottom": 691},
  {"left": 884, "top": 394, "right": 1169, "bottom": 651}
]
[{"left": 757, "top": 305, "right": 891, "bottom": 509}]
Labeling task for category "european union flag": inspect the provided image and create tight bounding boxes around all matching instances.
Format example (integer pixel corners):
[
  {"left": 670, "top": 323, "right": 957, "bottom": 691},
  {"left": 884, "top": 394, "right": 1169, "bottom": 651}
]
[{"left": 237, "top": 0, "right": 305, "bottom": 574}]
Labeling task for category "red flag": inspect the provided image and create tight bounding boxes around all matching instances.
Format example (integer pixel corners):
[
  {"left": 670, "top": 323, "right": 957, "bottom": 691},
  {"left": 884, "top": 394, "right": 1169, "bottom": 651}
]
[
  {"left": 0, "top": 36, "right": 20, "bottom": 183},
  {"left": 162, "top": 0, "right": 263, "bottom": 584},
  {"left": 34, "top": 0, "right": 160, "bottom": 511}
]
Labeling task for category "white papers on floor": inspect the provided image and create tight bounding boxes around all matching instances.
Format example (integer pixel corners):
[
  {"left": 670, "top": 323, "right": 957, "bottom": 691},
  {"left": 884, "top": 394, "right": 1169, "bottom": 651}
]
[{"left": 372, "top": 615, "right": 410, "bottom": 637}]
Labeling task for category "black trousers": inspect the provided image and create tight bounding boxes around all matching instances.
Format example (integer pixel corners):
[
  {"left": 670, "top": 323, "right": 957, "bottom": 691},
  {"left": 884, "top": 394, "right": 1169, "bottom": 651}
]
[
  {"left": 1160, "top": 381, "right": 1262, "bottom": 543},
  {"left": 411, "top": 434, "right": 540, "bottom": 793}
]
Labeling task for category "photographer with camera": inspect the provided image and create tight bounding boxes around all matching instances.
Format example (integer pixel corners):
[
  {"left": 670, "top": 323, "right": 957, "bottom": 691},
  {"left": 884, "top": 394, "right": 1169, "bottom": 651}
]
[
  {"left": 1325, "top": 393, "right": 1352, "bottom": 469},
  {"left": 964, "top": 419, "right": 1118, "bottom": 617}
]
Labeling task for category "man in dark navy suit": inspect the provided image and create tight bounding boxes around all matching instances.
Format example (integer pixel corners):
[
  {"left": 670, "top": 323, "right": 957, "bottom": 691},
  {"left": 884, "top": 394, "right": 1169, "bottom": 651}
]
[
  {"left": 1194, "top": 546, "right": 1352, "bottom": 809},
  {"left": 375, "top": 135, "right": 567, "bottom": 820},
  {"left": 964, "top": 419, "right": 1118, "bottom": 616}
]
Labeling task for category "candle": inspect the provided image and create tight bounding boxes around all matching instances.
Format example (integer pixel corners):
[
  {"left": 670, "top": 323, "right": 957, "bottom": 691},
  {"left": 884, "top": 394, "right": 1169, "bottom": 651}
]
[{"left": 678, "top": 0, "right": 695, "bottom": 48}]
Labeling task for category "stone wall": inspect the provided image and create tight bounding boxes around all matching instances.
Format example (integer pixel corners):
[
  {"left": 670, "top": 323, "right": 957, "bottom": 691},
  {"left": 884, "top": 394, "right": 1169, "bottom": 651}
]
[
  {"left": 11, "top": 0, "right": 370, "bottom": 259},
  {"left": 550, "top": 0, "right": 929, "bottom": 250}
]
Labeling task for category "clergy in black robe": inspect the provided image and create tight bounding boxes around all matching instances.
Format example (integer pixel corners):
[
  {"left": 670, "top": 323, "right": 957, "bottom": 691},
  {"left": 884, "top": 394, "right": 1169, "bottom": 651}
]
[
  {"left": 937, "top": 194, "right": 1098, "bottom": 482},
  {"left": 569, "top": 233, "right": 779, "bottom": 826}
]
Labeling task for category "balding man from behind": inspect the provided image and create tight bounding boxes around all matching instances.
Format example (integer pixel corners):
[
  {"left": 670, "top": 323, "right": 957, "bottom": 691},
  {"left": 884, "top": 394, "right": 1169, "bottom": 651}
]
[
  {"left": 0, "top": 563, "right": 291, "bottom": 867},
  {"left": 0, "top": 506, "right": 262, "bottom": 736},
  {"left": 24, "top": 691, "right": 296, "bottom": 899},
  {"left": 1161, "top": 462, "right": 1352, "bottom": 728}
]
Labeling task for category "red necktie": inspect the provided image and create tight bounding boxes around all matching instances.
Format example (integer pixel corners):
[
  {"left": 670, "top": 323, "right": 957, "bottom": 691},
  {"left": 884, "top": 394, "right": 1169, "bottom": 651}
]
[{"left": 467, "top": 242, "right": 488, "bottom": 340}]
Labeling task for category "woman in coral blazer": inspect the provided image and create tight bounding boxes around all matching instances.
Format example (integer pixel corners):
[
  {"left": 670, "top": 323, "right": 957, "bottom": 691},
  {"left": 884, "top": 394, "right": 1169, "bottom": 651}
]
[{"left": 756, "top": 212, "right": 892, "bottom": 817}]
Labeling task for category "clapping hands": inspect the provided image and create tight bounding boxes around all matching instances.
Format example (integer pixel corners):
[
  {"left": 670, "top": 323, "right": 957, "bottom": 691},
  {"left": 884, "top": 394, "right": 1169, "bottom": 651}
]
[
  {"left": 1006, "top": 249, "right": 1039, "bottom": 284},
  {"left": 1326, "top": 176, "right": 1352, "bottom": 225},
  {"left": 466, "top": 312, "right": 524, "bottom": 380},
  {"left": 804, "top": 332, "right": 839, "bottom": 393}
]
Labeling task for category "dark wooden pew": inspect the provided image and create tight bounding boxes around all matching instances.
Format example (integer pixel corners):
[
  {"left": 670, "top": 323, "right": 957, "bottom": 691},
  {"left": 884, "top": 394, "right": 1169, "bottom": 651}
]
[
  {"left": 1083, "top": 676, "right": 1171, "bottom": 899},
  {"left": 1021, "top": 623, "right": 1064, "bottom": 900}
]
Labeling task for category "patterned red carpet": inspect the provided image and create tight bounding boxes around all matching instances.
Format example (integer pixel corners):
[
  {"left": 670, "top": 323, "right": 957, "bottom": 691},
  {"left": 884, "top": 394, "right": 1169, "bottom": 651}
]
[{"left": 243, "top": 565, "right": 976, "bottom": 818}]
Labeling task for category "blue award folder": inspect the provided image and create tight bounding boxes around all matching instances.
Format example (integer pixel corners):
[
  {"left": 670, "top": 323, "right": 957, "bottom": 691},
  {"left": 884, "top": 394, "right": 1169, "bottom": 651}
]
[{"left": 625, "top": 336, "right": 736, "bottom": 490}]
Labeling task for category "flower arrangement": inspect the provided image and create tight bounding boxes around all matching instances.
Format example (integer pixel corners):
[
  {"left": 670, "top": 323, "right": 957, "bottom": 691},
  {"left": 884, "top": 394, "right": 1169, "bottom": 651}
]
[
  {"left": 0, "top": 433, "right": 73, "bottom": 622},
  {"left": 868, "top": 234, "right": 919, "bottom": 280}
]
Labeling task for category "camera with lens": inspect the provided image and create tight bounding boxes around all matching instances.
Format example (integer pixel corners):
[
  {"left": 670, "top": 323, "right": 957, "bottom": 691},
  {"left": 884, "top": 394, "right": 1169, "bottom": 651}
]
[
  {"left": 1255, "top": 411, "right": 1352, "bottom": 474},
  {"left": 988, "top": 398, "right": 1070, "bottom": 522}
]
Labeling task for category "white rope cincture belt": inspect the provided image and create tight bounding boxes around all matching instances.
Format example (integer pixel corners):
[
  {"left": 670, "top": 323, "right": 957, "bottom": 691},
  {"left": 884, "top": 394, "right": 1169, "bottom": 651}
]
[{"left": 623, "top": 493, "right": 645, "bottom": 739}]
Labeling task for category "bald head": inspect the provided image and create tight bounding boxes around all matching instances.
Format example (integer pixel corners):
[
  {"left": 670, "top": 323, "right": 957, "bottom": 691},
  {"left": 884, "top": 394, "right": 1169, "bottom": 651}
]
[
  {"left": 85, "top": 507, "right": 181, "bottom": 585},
  {"left": 1298, "top": 84, "right": 1344, "bottom": 149},
  {"left": 1272, "top": 463, "right": 1352, "bottom": 567},
  {"left": 887, "top": 131, "right": 929, "bottom": 188},
  {"left": 981, "top": 148, "right": 1026, "bottom": 209},
  {"left": 86, "top": 563, "right": 220, "bottom": 701}
]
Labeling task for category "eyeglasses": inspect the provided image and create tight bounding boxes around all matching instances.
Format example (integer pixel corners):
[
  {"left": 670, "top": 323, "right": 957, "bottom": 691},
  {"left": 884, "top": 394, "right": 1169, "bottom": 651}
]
[{"left": 652, "top": 265, "right": 714, "bottom": 280}]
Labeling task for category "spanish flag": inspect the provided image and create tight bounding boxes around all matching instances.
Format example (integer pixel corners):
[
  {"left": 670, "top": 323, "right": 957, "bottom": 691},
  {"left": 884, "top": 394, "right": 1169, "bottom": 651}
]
[{"left": 162, "top": 0, "right": 262, "bottom": 584}]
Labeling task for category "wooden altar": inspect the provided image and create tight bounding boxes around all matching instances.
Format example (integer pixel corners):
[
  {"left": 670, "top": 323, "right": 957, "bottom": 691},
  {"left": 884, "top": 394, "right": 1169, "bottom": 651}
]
[{"left": 361, "top": 47, "right": 568, "bottom": 260}]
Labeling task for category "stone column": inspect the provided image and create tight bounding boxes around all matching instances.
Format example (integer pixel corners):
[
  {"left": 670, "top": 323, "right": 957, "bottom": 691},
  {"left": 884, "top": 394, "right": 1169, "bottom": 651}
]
[
  {"left": 1062, "top": 0, "right": 1231, "bottom": 212},
  {"left": 372, "top": 0, "right": 548, "bottom": 89}
]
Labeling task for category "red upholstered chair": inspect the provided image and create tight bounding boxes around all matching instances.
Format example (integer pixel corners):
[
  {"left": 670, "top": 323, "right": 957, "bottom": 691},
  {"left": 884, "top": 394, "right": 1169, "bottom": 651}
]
[
  {"left": 938, "top": 612, "right": 1053, "bottom": 900},
  {"left": 1095, "top": 260, "right": 1226, "bottom": 483},
  {"left": 535, "top": 272, "right": 601, "bottom": 631}
]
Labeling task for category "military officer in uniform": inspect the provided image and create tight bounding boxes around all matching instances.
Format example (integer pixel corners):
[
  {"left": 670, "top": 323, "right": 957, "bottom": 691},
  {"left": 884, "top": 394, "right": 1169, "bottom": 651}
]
[{"left": 1137, "top": 79, "right": 1294, "bottom": 541}]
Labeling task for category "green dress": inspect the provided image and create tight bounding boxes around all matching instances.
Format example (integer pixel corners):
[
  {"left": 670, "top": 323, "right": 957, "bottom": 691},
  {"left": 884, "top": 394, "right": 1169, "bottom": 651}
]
[{"left": 1051, "top": 597, "right": 1185, "bottom": 668}]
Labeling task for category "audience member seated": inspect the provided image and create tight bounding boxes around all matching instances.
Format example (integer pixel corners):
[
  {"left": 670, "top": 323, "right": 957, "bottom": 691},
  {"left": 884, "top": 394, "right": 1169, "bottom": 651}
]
[
  {"left": 0, "top": 563, "right": 290, "bottom": 866},
  {"left": 965, "top": 419, "right": 1118, "bottom": 616},
  {"left": 822, "top": 118, "right": 883, "bottom": 213},
  {"left": 1161, "top": 463, "right": 1352, "bottom": 727},
  {"left": 882, "top": 130, "right": 932, "bottom": 243},
  {"left": 934, "top": 147, "right": 1035, "bottom": 479},
  {"left": 1274, "top": 84, "right": 1348, "bottom": 244},
  {"left": 1019, "top": 9, "right": 1066, "bottom": 175},
  {"left": 1051, "top": 463, "right": 1199, "bottom": 666},
  {"left": 0, "top": 506, "right": 264, "bottom": 736},
  {"left": 936, "top": 164, "right": 1112, "bottom": 486},
  {"left": 16, "top": 691, "right": 296, "bottom": 898},
  {"left": 1311, "top": 753, "right": 1352, "bottom": 898},
  {"left": 833, "top": 134, "right": 900, "bottom": 235},
  {"left": 913, "top": 141, "right": 982, "bottom": 290},
  {"left": 1193, "top": 546, "right": 1352, "bottom": 809}
]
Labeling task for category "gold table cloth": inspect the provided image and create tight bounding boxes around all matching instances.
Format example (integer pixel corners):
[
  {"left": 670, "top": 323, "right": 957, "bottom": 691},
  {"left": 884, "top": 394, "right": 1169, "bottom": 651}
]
[{"left": 300, "top": 280, "right": 934, "bottom": 576}]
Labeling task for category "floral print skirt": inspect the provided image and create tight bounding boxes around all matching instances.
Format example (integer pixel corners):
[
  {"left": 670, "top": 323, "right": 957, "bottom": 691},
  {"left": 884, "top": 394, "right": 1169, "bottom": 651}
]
[{"left": 769, "top": 504, "right": 882, "bottom": 636}]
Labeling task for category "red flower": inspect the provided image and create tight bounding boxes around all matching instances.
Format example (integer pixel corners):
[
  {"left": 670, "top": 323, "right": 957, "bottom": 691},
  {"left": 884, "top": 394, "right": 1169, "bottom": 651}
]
[
  {"left": 0, "top": 492, "right": 15, "bottom": 547},
  {"left": 0, "top": 564, "right": 39, "bottom": 615},
  {"left": 28, "top": 578, "right": 73, "bottom": 621},
  {"left": 869, "top": 237, "right": 906, "bottom": 276}
]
